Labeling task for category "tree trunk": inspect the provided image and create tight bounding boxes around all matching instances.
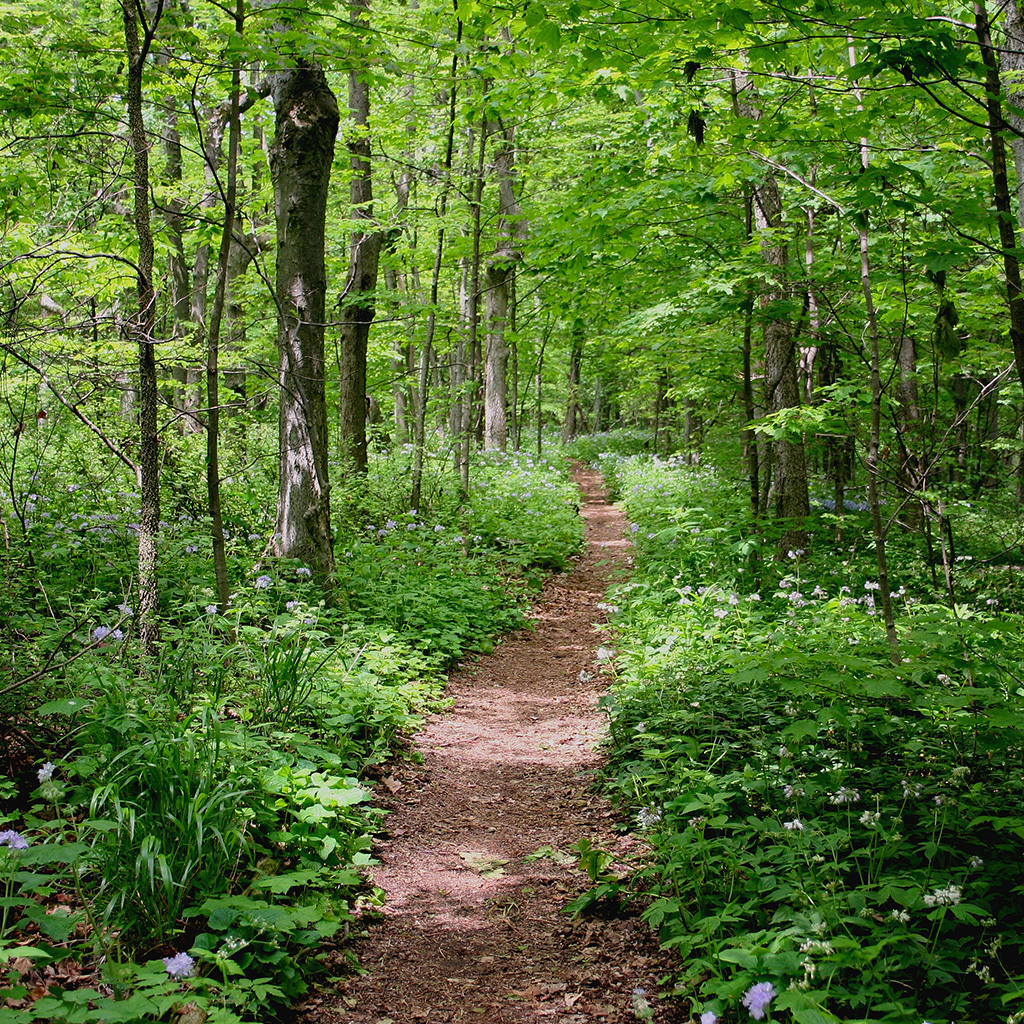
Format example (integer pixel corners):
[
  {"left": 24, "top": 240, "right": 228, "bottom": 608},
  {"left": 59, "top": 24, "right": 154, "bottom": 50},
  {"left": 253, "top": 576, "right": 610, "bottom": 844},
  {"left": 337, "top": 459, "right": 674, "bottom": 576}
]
[
  {"left": 484, "top": 262, "right": 511, "bottom": 450},
  {"left": 564, "top": 319, "right": 584, "bottom": 440},
  {"left": 848, "top": 39, "right": 899, "bottom": 660},
  {"left": 800, "top": 204, "right": 821, "bottom": 402},
  {"left": 732, "top": 68, "right": 809, "bottom": 553},
  {"left": 338, "top": 0, "right": 382, "bottom": 475},
  {"left": 1018, "top": 405, "right": 1024, "bottom": 504},
  {"left": 204, "top": 0, "right": 244, "bottom": 614},
  {"left": 121, "top": 0, "right": 162, "bottom": 655},
  {"left": 754, "top": 172, "right": 810, "bottom": 550},
  {"left": 483, "top": 116, "right": 523, "bottom": 452},
  {"left": 893, "top": 332, "right": 925, "bottom": 526},
  {"left": 460, "top": 115, "right": 487, "bottom": 487},
  {"left": 977, "top": 373, "right": 1001, "bottom": 491},
  {"left": 952, "top": 372, "right": 970, "bottom": 481},
  {"left": 1001, "top": 0, "right": 1024, "bottom": 231},
  {"left": 974, "top": 0, "right": 1024, "bottom": 395},
  {"left": 411, "top": 13, "right": 461, "bottom": 509},
  {"left": 509, "top": 271, "right": 519, "bottom": 449},
  {"left": 269, "top": 60, "right": 339, "bottom": 580},
  {"left": 536, "top": 334, "right": 546, "bottom": 455},
  {"left": 158, "top": 37, "right": 191, "bottom": 343}
]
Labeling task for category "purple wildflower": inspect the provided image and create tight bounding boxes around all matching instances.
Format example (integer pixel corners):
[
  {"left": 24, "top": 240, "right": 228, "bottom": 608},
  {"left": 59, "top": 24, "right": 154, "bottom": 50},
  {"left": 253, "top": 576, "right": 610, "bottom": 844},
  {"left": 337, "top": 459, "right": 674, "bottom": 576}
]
[
  {"left": 742, "top": 981, "right": 776, "bottom": 1020},
  {"left": 0, "top": 830, "right": 29, "bottom": 850},
  {"left": 163, "top": 951, "right": 196, "bottom": 979}
]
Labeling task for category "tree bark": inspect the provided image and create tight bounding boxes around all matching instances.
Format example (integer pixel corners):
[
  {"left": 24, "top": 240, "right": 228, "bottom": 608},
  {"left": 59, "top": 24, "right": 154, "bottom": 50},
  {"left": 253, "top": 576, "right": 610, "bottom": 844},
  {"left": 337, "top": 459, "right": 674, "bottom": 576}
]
[
  {"left": 121, "top": 0, "right": 163, "bottom": 655},
  {"left": 269, "top": 60, "right": 339, "bottom": 580},
  {"left": 732, "top": 68, "right": 809, "bottom": 552},
  {"left": 564, "top": 318, "right": 584, "bottom": 440},
  {"left": 338, "top": 0, "right": 382, "bottom": 475},
  {"left": 975, "top": 0, "right": 1024, "bottom": 395},
  {"left": 753, "top": 172, "right": 810, "bottom": 549},
  {"left": 158, "top": 44, "right": 191, "bottom": 342},
  {"left": 484, "top": 260, "right": 512, "bottom": 450},
  {"left": 1001, "top": 0, "right": 1024, "bottom": 231},
  {"left": 848, "top": 38, "right": 899, "bottom": 660},
  {"left": 411, "top": 12, "right": 461, "bottom": 509},
  {"left": 458, "top": 114, "right": 488, "bottom": 491},
  {"left": 484, "top": 98, "right": 523, "bottom": 452},
  {"left": 204, "top": 0, "right": 244, "bottom": 614}
]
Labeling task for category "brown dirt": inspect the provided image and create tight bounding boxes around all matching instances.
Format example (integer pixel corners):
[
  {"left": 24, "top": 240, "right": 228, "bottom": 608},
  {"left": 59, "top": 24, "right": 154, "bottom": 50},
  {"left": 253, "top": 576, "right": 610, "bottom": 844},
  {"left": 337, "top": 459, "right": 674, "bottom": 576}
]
[{"left": 302, "top": 465, "right": 685, "bottom": 1024}]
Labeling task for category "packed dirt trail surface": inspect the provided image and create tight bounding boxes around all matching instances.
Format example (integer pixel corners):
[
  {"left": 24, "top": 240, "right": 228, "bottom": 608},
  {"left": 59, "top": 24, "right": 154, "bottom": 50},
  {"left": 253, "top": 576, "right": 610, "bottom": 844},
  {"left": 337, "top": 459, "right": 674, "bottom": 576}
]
[{"left": 304, "top": 464, "right": 685, "bottom": 1024}]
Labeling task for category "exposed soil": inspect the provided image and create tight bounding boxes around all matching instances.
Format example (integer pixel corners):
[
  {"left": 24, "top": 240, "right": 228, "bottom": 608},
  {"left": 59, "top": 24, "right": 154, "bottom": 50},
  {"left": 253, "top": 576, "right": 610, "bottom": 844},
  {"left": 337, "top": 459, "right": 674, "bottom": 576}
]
[{"left": 302, "top": 465, "right": 685, "bottom": 1024}]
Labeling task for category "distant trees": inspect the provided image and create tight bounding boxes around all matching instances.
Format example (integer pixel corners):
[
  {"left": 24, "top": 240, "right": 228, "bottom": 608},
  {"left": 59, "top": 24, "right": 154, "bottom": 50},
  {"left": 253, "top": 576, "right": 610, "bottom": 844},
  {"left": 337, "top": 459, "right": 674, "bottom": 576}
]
[{"left": 6, "top": 0, "right": 1024, "bottom": 628}]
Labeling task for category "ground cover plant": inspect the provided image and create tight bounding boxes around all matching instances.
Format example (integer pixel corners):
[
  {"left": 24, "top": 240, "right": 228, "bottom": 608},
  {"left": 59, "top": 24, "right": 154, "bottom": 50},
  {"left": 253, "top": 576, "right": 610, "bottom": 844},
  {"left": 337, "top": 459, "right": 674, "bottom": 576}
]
[
  {"left": 578, "top": 447, "right": 1024, "bottom": 1024},
  {"left": 0, "top": 420, "right": 583, "bottom": 1023}
]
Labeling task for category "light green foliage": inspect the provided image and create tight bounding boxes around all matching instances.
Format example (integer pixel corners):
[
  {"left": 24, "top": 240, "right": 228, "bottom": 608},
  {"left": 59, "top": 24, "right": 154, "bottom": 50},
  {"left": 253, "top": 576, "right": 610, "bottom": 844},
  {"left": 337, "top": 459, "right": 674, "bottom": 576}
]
[
  {"left": 6, "top": 0, "right": 1024, "bottom": 1017},
  {"left": 86, "top": 713, "right": 254, "bottom": 945},
  {"left": 588, "top": 452, "right": 1024, "bottom": 1023},
  {"left": 465, "top": 452, "right": 585, "bottom": 573}
]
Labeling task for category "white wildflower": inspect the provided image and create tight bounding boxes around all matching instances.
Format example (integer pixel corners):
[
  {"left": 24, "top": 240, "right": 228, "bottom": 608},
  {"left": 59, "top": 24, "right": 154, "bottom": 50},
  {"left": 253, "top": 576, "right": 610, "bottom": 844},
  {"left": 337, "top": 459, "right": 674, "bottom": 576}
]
[
  {"left": 637, "top": 806, "right": 662, "bottom": 828},
  {"left": 923, "top": 884, "right": 961, "bottom": 907},
  {"left": 830, "top": 786, "right": 860, "bottom": 805}
]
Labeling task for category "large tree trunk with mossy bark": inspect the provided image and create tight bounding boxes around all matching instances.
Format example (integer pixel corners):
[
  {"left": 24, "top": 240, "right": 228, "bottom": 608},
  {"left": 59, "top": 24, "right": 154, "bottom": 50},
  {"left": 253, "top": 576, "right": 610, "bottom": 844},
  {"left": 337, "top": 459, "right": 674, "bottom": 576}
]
[{"left": 269, "top": 62, "right": 338, "bottom": 580}]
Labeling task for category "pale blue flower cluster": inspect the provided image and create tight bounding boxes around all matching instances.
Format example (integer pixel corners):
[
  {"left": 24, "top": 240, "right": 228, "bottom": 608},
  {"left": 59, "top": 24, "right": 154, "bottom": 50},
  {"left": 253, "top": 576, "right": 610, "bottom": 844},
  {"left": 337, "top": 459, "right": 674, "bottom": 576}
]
[
  {"left": 637, "top": 806, "right": 662, "bottom": 827},
  {"left": 163, "top": 951, "right": 196, "bottom": 979},
  {"left": 92, "top": 626, "right": 124, "bottom": 642},
  {"left": 742, "top": 981, "right": 776, "bottom": 1020},
  {"left": 0, "top": 830, "right": 28, "bottom": 850}
]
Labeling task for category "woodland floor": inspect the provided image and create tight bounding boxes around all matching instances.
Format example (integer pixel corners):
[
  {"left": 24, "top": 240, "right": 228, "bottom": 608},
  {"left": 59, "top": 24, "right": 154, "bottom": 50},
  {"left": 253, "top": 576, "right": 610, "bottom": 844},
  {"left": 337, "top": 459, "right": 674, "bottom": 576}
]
[{"left": 301, "top": 466, "right": 687, "bottom": 1024}]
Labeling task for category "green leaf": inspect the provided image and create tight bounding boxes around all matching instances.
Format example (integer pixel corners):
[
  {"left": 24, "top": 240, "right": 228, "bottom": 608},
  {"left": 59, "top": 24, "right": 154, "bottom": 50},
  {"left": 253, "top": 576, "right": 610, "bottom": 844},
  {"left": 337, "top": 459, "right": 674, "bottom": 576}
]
[
  {"left": 534, "top": 20, "right": 561, "bottom": 51},
  {"left": 16, "top": 843, "right": 89, "bottom": 866},
  {"left": 37, "top": 698, "right": 92, "bottom": 716},
  {"left": 715, "top": 947, "right": 758, "bottom": 968}
]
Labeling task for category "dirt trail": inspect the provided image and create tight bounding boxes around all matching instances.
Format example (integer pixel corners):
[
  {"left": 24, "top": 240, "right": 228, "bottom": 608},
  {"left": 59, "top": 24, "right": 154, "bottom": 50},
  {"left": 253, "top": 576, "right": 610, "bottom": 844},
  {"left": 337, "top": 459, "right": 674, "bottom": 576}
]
[{"left": 305, "top": 466, "right": 683, "bottom": 1024}]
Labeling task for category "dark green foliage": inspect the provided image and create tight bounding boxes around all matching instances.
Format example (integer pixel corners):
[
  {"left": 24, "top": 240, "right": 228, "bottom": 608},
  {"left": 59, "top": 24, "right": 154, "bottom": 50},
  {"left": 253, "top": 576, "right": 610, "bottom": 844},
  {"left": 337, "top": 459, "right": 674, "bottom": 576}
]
[
  {"left": 0, "top": 421, "right": 583, "bottom": 1021},
  {"left": 586, "top": 452, "right": 1024, "bottom": 1024}
]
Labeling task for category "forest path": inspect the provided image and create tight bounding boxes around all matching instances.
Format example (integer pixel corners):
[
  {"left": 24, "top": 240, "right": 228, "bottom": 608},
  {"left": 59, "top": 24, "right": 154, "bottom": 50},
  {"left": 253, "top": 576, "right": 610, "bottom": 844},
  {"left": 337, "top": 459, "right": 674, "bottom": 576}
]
[{"left": 303, "top": 465, "right": 683, "bottom": 1024}]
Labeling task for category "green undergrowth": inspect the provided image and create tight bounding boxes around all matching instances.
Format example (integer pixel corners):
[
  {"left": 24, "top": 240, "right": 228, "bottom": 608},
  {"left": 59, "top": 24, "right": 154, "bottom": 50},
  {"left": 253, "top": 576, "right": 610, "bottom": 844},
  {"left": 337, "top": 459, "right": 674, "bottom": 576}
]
[
  {"left": 0, "top": 442, "right": 583, "bottom": 1023},
  {"left": 579, "top": 450, "right": 1024, "bottom": 1024}
]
